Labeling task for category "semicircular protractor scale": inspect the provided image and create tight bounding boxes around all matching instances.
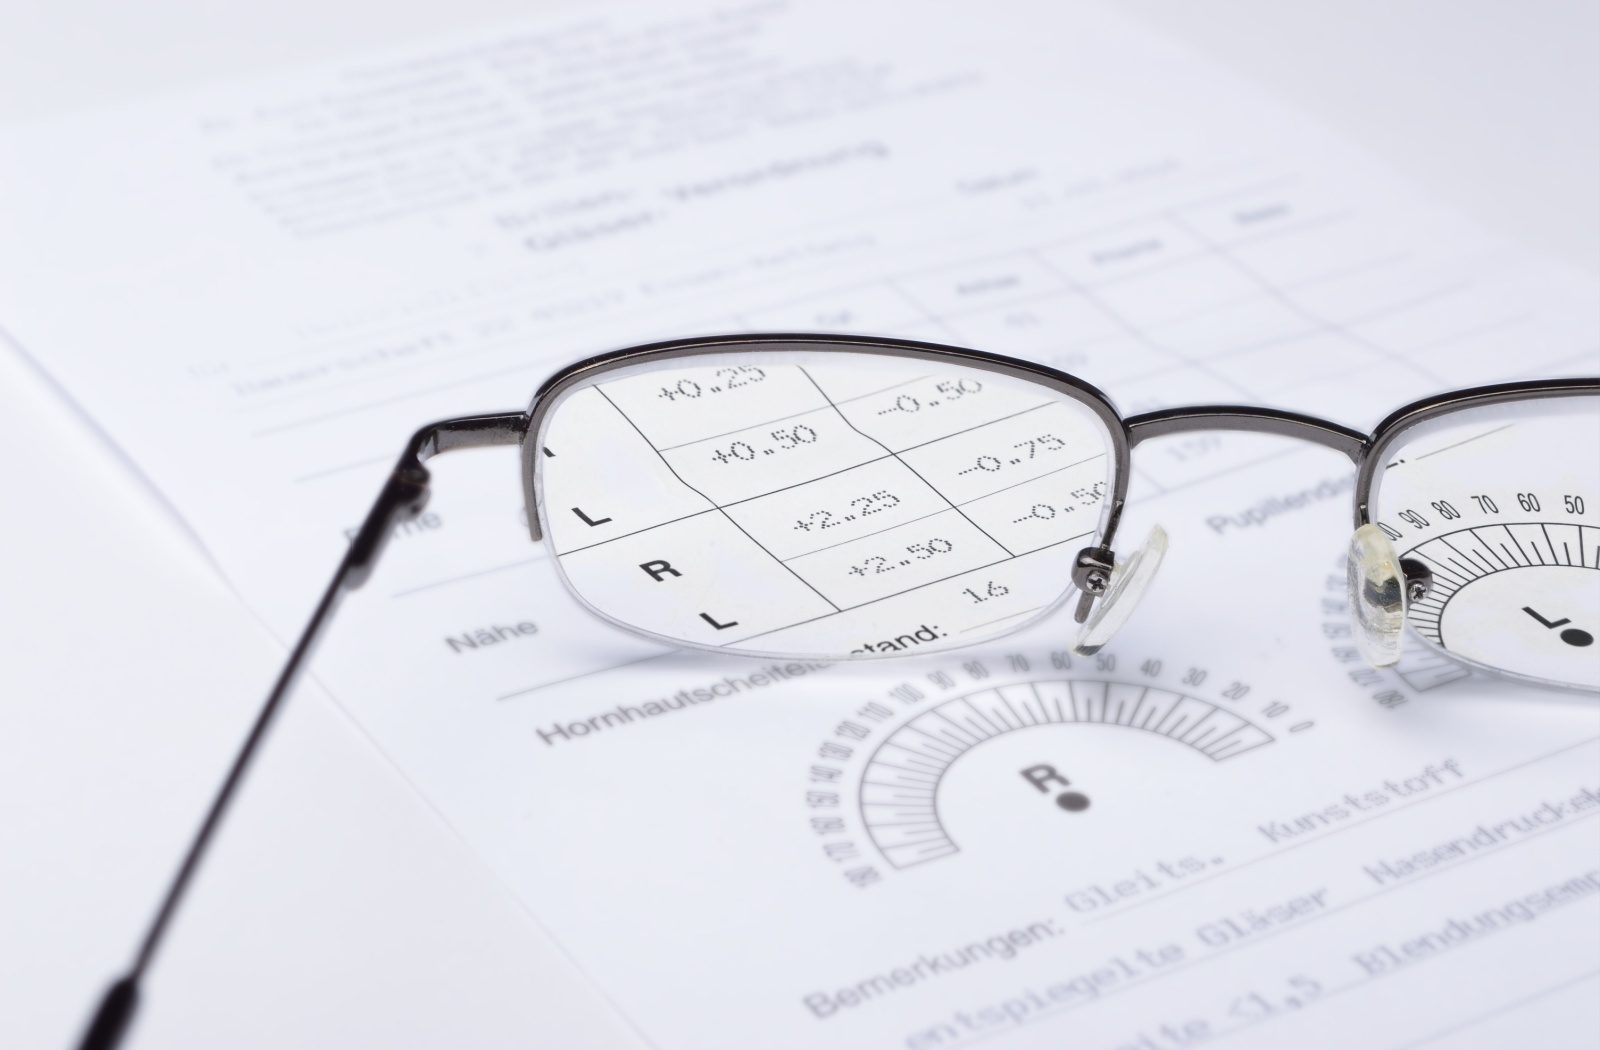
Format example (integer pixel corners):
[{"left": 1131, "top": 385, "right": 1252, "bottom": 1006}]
[
  {"left": 858, "top": 679, "right": 1273, "bottom": 870},
  {"left": 1401, "top": 522, "right": 1600, "bottom": 689}
]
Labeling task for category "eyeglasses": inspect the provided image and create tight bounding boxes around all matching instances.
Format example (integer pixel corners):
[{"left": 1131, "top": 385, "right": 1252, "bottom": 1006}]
[{"left": 76, "top": 333, "right": 1598, "bottom": 1050}]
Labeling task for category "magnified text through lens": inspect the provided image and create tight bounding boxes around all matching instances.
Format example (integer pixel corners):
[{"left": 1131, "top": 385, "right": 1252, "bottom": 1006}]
[{"left": 536, "top": 350, "right": 1118, "bottom": 657}]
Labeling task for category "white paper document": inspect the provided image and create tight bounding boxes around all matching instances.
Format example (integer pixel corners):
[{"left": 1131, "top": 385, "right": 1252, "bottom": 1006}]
[{"left": 2, "top": 1, "right": 1597, "bottom": 1046}]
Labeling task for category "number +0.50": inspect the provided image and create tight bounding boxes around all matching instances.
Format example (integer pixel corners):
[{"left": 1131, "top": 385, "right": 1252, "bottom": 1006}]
[{"left": 710, "top": 424, "right": 818, "bottom": 465}]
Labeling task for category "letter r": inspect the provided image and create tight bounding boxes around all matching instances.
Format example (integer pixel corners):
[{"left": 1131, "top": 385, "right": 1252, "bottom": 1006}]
[
  {"left": 640, "top": 559, "right": 681, "bottom": 581},
  {"left": 1020, "top": 764, "right": 1071, "bottom": 792}
]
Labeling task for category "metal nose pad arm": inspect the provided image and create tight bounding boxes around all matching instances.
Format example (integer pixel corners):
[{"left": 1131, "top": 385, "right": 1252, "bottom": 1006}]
[
  {"left": 1070, "top": 546, "right": 1116, "bottom": 624},
  {"left": 1071, "top": 525, "right": 1169, "bottom": 656}
]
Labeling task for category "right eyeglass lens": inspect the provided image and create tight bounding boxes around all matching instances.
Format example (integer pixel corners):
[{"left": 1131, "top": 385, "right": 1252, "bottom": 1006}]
[
  {"left": 535, "top": 348, "right": 1119, "bottom": 658},
  {"left": 1371, "top": 395, "right": 1600, "bottom": 691}
]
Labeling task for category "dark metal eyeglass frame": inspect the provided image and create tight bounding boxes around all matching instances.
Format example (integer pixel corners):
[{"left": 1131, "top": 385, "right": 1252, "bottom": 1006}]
[{"left": 76, "top": 332, "right": 1598, "bottom": 1049}]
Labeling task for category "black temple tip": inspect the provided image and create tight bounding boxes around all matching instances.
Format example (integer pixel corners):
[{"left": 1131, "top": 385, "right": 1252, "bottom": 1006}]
[{"left": 77, "top": 977, "right": 139, "bottom": 1050}]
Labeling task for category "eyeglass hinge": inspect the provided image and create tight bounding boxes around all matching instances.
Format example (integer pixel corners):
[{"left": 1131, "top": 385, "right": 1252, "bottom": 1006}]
[{"left": 344, "top": 466, "right": 431, "bottom": 589}]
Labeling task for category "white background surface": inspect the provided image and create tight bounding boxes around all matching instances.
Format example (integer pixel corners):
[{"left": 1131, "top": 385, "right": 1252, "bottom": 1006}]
[{"left": 1, "top": 2, "right": 1595, "bottom": 1047}]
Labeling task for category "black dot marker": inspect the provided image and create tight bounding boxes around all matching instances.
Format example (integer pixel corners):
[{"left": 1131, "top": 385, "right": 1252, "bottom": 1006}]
[{"left": 1056, "top": 791, "right": 1090, "bottom": 812}]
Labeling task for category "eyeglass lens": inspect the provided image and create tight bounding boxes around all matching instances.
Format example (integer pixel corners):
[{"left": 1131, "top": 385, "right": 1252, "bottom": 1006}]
[
  {"left": 537, "top": 350, "right": 1117, "bottom": 657},
  {"left": 1372, "top": 396, "right": 1600, "bottom": 690}
]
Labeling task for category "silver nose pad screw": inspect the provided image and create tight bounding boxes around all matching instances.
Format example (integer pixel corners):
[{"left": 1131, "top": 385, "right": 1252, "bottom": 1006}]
[{"left": 1072, "top": 524, "right": 1169, "bottom": 656}]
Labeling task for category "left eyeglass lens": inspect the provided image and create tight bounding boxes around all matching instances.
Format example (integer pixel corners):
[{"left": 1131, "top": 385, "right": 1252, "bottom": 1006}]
[
  {"left": 535, "top": 350, "right": 1117, "bottom": 657},
  {"left": 1371, "top": 395, "right": 1600, "bottom": 691}
]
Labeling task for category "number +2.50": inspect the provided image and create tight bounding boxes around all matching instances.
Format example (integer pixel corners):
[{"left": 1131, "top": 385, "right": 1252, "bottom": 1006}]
[{"left": 847, "top": 538, "right": 954, "bottom": 576}]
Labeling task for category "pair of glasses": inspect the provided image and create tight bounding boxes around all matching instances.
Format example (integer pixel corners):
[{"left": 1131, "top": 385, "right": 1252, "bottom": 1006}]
[{"left": 78, "top": 333, "right": 1598, "bottom": 1049}]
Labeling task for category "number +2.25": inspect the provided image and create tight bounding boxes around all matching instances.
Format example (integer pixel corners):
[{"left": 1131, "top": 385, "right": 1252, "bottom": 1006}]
[
  {"left": 795, "top": 490, "right": 901, "bottom": 532},
  {"left": 847, "top": 538, "right": 954, "bottom": 576}
]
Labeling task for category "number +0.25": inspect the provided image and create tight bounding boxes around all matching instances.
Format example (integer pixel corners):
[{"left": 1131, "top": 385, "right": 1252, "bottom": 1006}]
[{"left": 658, "top": 366, "right": 766, "bottom": 402}]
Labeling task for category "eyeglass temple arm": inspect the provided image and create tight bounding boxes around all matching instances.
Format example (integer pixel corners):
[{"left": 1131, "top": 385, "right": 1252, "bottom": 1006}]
[
  {"left": 1124, "top": 405, "right": 1368, "bottom": 463},
  {"left": 76, "top": 411, "right": 528, "bottom": 1050}
]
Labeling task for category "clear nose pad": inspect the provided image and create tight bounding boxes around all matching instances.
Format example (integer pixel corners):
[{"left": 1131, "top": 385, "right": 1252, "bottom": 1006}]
[
  {"left": 1347, "top": 523, "right": 1407, "bottom": 668},
  {"left": 1072, "top": 525, "right": 1168, "bottom": 656}
]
